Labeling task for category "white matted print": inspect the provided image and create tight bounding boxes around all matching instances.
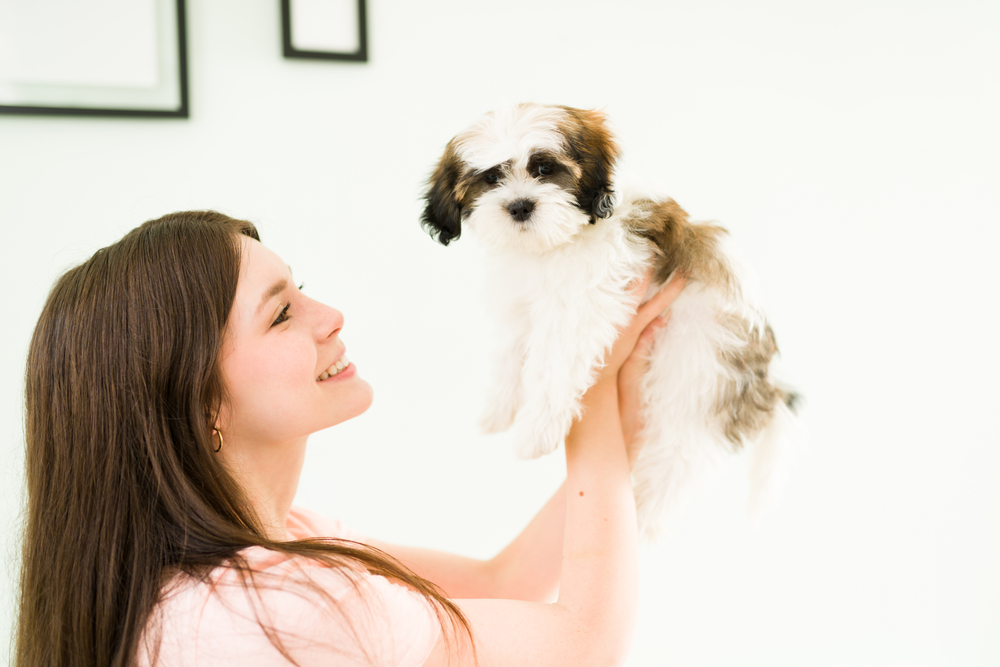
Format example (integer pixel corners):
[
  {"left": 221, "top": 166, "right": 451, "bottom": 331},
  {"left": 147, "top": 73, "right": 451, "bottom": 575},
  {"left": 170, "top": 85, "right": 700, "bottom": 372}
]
[
  {"left": 0, "top": 0, "right": 187, "bottom": 117},
  {"left": 0, "top": 0, "right": 157, "bottom": 88}
]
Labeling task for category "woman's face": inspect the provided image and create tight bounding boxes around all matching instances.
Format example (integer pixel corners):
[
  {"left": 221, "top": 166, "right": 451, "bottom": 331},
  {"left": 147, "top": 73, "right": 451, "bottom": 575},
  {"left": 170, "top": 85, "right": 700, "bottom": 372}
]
[{"left": 216, "top": 235, "right": 373, "bottom": 446}]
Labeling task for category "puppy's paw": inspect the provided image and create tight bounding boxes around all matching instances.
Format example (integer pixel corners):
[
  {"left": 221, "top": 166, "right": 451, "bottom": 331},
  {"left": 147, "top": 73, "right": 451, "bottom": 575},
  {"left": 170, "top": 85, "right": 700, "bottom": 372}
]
[
  {"left": 513, "top": 413, "right": 567, "bottom": 460},
  {"left": 513, "top": 432, "right": 550, "bottom": 460},
  {"left": 479, "top": 402, "right": 517, "bottom": 434}
]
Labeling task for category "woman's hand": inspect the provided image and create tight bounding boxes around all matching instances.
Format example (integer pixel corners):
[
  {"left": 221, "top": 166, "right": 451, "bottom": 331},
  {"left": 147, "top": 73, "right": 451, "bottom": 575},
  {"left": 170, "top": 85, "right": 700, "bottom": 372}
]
[
  {"left": 610, "top": 272, "right": 687, "bottom": 466},
  {"left": 595, "top": 272, "right": 686, "bottom": 382}
]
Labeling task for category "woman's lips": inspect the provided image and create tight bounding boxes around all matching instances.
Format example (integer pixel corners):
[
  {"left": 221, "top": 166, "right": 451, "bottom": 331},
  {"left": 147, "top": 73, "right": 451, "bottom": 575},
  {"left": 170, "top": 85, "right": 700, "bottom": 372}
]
[{"left": 317, "top": 353, "right": 350, "bottom": 381}]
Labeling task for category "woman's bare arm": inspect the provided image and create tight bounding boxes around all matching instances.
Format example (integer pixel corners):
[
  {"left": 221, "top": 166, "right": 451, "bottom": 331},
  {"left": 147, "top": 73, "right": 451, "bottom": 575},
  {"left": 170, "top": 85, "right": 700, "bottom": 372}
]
[{"left": 370, "top": 481, "right": 566, "bottom": 601}]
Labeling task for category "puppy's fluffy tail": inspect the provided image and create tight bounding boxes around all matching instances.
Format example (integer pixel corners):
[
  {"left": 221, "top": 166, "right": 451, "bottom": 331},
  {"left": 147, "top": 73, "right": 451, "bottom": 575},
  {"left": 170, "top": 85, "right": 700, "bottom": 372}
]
[{"left": 747, "top": 397, "right": 802, "bottom": 524}]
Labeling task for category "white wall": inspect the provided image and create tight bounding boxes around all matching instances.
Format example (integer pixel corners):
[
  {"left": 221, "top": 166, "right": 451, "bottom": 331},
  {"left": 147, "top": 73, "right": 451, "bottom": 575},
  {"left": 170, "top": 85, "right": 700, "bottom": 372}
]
[{"left": 2, "top": 1, "right": 998, "bottom": 665}]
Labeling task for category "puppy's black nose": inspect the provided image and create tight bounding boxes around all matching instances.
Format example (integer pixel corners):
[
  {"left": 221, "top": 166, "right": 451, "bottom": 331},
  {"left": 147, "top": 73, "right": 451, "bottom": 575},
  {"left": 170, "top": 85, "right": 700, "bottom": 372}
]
[{"left": 507, "top": 199, "right": 535, "bottom": 222}]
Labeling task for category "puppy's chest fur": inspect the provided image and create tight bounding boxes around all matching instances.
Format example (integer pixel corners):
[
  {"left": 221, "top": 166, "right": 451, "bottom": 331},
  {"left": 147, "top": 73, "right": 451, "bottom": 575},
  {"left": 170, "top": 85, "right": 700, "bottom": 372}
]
[{"left": 488, "top": 206, "right": 652, "bottom": 317}]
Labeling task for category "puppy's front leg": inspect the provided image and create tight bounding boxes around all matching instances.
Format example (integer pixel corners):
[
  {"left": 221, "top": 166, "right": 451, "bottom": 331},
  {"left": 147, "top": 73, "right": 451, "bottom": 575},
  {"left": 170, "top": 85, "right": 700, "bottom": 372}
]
[
  {"left": 479, "top": 305, "right": 529, "bottom": 434},
  {"left": 513, "top": 300, "right": 617, "bottom": 460}
]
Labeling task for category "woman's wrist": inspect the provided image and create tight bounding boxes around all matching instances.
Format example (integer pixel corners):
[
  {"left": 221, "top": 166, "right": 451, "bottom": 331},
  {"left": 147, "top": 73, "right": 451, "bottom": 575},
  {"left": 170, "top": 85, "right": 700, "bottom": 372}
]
[{"left": 584, "top": 372, "right": 620, "bottom": 409}]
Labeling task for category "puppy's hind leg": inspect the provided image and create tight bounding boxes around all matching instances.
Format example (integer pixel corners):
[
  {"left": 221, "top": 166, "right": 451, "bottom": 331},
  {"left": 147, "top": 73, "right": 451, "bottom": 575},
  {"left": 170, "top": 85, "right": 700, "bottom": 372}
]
[{"left": 631, "top": 297, "right": 728, "bottom": 537}]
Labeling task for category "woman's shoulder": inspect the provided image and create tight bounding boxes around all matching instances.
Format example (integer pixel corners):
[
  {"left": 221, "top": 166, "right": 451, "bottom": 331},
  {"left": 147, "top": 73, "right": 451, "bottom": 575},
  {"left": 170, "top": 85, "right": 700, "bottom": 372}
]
[
  {"left": 139, "top": 509, "right": 440, "bottom": 666},
  {"left": 285, "top": 504, "right": 369, "bottom": 544}
]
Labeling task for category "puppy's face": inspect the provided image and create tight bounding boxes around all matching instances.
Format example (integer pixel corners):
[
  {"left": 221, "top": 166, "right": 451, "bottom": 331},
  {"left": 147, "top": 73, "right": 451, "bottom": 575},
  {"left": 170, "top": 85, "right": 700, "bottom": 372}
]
[{"left": 422, "top": 104, "right": 620, "bottom": 253}]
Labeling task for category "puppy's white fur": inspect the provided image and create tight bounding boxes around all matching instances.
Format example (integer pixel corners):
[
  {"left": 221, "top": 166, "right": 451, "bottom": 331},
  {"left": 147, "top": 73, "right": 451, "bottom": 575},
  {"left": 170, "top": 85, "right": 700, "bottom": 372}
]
[{"left": 423, "top": 104, "right": 798, "bottom": 536}]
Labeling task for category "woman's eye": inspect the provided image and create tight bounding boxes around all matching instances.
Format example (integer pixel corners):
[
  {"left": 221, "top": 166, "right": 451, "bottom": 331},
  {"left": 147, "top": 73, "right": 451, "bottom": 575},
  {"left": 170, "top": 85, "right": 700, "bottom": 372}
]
[
  {"left": 272, "top": 303, "right": 291, "bottom": 327},
  {"left": 484, "top": 172, "right": 499, "bottom": 185},
  {"left": 537, "top": 163, "right": 553, "bottom": 176}
]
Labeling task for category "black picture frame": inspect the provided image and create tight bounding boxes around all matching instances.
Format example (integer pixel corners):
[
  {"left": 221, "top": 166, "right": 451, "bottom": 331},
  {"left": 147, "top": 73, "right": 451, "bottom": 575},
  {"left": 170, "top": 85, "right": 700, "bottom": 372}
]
[
  {"left": 0, "top": 0, "right": 189, "bottom": 118},
  {"left": 281, "top": 0, "right": 368, "bottom": 62}
]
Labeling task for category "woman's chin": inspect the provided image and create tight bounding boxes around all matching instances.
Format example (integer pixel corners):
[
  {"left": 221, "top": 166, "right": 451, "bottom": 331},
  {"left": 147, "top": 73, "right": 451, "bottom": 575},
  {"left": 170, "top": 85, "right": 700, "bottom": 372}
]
[{"left": 325, "top": 376, "right": 374, "bottom": 427}]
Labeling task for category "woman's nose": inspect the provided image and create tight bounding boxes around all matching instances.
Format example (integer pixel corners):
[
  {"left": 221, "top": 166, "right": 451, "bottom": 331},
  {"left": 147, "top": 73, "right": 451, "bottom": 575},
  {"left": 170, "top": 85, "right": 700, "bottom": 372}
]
[{"left": 312, "top": 298, "right": 343, "bottom": 341}]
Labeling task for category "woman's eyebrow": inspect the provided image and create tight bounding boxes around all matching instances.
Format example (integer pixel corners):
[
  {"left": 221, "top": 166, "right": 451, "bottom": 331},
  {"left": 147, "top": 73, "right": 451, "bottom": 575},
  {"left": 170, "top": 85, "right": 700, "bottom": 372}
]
[{"left": 256, "top": 279, "right": 288, "bottom": 316}]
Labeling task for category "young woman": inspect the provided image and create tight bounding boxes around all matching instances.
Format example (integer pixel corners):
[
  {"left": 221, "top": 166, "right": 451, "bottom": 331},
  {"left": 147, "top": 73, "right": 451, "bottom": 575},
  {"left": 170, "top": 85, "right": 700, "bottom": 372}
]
[{"left": 17, "top": 210, "right": 685, "bottom": 667}]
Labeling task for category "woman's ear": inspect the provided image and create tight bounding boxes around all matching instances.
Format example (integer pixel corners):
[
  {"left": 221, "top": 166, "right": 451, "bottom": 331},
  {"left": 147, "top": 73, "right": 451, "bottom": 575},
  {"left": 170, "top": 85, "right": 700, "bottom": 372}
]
[
  {"left": 421, "top": 140, "right": 465, "bottom": 246},
  {"left": 559, "top": 107, "right": 621, "bottom": 224},
  {"left": 207, "top": 395, "right": 231, "bottom": 443}
]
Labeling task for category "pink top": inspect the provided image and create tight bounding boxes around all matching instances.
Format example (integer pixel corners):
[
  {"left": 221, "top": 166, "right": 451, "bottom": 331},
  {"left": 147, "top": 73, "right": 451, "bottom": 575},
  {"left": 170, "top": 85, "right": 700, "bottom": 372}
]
[{"left": 137, "top": 507, "right": 441, "bottom": 666}]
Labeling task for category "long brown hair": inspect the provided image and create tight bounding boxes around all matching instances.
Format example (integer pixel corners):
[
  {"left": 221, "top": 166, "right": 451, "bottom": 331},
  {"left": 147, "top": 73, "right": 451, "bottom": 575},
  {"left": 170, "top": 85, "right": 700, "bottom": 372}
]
[{"left": 17, "top": 211, "right": 471, "bottom": 667}]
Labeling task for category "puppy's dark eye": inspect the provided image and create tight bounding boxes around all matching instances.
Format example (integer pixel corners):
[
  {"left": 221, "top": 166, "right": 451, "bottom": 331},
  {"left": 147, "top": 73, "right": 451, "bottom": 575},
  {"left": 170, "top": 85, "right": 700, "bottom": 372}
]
[
  {"left": 484, "top": 171, "right": 499, "bottom": 185},
  {"left": 537, "top": 163, "right": 553, "bottom": 176}
]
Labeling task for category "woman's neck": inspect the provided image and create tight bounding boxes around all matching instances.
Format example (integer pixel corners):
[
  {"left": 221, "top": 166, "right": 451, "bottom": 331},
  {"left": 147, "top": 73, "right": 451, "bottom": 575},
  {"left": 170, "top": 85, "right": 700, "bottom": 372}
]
[{"left": 220, "top": 436, "right": 308, "bottom": 542}]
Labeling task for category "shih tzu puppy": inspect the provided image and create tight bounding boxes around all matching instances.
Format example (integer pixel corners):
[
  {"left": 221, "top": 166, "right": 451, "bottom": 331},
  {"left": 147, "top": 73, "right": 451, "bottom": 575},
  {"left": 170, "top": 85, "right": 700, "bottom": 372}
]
[{"left": 421, "top": 103, "right": 799, "bottom": 535}]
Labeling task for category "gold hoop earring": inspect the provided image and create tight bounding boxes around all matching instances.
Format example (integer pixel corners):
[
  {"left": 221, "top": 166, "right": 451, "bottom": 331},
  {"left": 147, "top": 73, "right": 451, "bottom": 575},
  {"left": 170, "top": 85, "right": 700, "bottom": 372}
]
[{"left": 212, "top": 428, "right": 224, "bottom": 453}]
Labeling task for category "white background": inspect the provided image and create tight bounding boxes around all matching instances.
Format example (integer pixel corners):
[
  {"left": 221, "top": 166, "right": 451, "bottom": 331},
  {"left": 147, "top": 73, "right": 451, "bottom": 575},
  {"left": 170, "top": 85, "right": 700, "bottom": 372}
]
[{"left": 1, "top": 1, "right": 998, "bottom": 665}]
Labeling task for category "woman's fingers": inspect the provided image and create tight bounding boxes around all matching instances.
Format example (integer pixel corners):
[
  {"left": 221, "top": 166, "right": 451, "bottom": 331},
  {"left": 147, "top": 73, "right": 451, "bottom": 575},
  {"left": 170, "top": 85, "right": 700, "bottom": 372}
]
[
  {"left": 627, "top": 270, "right": 654, "bottom": 302},
  {"left": 636, "top": 273, "right": 686, "bottom": 324},
  {"left": 621, "top": 312, "right": 669, "bottom": 374},
  {"left": 618, "top": 311, "right": 671, "bottom": 465},
  {"left": 636, "top": 312, "right": 669, "bottom": 352},
  {"left": 642, "top": 272, "right": 687, "bottom": 314},
  {"left": 600, "top": 271, "right": 687, "bottom": 379}
]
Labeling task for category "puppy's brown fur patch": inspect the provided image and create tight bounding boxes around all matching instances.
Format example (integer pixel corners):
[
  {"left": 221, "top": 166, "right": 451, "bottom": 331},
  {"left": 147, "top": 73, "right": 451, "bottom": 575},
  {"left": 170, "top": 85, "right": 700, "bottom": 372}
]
[
  {"left": 624, "top": 197, "right": 791, "bottom": 448},
  {"left": 527, "top": 150, "right": 581, "bottom": 190},
  {"left": 454, "top": 159, "right": 512, "bottom": 207},
  {"left": 715, "top": 318, "right": 783, "bottom": 448},
  {"left": 555, "top": 107, "right": 621, "bottom": 221},
  {"left": 624, "top": 198, "right": 736, "bottom": 294}
]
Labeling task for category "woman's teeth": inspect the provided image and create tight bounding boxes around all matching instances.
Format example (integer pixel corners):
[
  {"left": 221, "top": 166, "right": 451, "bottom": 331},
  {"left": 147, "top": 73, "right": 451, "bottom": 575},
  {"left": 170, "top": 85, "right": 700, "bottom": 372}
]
[{"left": 318, "top": 355, "right": 349, "bottom": 381}]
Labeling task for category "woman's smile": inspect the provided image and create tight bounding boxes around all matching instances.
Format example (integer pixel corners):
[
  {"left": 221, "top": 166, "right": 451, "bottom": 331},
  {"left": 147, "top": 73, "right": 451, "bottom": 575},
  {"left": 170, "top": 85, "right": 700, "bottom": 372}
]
[{"left": 317, "top": 353, "right": 354, "bottom": 382}]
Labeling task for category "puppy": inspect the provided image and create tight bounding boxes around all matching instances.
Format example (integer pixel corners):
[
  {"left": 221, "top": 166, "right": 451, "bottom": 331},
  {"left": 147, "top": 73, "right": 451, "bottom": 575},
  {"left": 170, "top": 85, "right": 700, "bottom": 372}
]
[{"left": 421, "top": 103, "right": 799, "bottom": 535}]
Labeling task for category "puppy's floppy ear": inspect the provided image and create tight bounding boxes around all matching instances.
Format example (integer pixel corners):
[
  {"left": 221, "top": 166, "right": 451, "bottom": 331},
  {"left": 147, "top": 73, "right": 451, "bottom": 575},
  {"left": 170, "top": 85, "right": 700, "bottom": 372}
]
[
  {"left": 558, "top": 107, "right": 621, "bottom": 224},
  {"left": 421, "top": 140, "right": 465, "bottom": 246}
]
